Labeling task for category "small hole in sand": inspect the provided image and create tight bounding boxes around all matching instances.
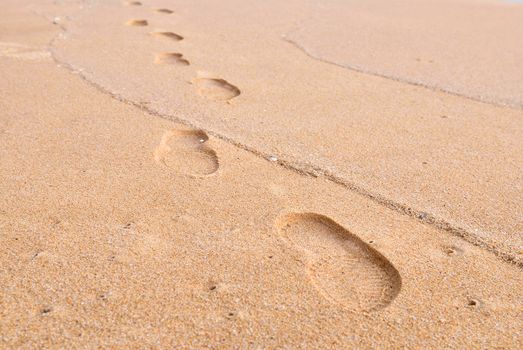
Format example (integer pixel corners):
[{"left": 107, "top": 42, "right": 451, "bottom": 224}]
[
  {"left": 41, "top": 307, "right": 52, "bottom": 314},
  {"left": 444, "top": 245, "right": 463, "bottom": 257},
  {"left": 209, "top": 285, "right": 217, "bottom": 291},
  {"left": 467, "top": 299, "right": 480, "bottom": 307}
]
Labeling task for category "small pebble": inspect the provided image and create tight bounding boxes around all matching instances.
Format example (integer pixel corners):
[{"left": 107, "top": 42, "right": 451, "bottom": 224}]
[{"left": 269, "top": 155, "right": 278, "bottom": 162}]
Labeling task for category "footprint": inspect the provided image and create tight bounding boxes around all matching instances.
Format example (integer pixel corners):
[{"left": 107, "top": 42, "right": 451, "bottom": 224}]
[
  {"left": 126, "top": 19, "right": 148, "bottom": 26},
  {"left": 150, "top": 31, "right": 183, "bottom": 41},
  {"left": 154, "top": 8, "right": 174, "bottom": 14},
  {"left": 277, "top": 213, "right": 401, "bottom": 311},
  {"left": 154, "top": 129, "right": 219, "bottom": 176},
  {"left": 154, "top": 53, "right": 189, "bottom": 66},
  {"left": 193, "top": 77, "right": 241, "bottom": 102}
]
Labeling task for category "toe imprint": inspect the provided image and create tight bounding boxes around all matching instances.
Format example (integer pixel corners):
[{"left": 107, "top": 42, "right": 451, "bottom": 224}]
[
  {"left": 154, "top": 129, "right": 219, "bottom": 176},
  {"left": 277, "top": 213, "right": 401, "bottom": 311}
]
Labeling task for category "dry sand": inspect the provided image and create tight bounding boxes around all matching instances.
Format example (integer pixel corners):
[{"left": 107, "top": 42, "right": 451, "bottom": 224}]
[{"left": 1, "top": 0, "right": 522, "bottom": 348}]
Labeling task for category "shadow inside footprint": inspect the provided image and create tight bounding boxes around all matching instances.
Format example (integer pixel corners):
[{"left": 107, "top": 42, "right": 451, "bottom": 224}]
[
  {"left": 194, "top": 78, "right": 241, "bottom": 101},
  {"left": 155, "top": 53, "right": 189, "bottom": 66},
  {"left": 277, "top": 213, "right": 401, "bottom": 312},
  {"left": 125, "top": 1, "right": 142, "bottom": 5},
  {"left": 126, "top": 19, "right": 148, "bottom": 26},
  {"left": 155, "top": 129, "right": 219, "bottom": 176},
  {"left": 155, "top": 8, "right": 174, "bottom": 14},
  {"left": 150, "top": 31, "right": 183, "bottom": 41}
]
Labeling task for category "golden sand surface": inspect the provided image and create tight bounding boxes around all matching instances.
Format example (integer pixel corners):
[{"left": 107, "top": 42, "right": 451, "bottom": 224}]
[
  {"left": 286, "top": 0, "right": 523, "bottom": 108},
  {"left": 1, "top": 0, "right": 522, "bottom": 348}
]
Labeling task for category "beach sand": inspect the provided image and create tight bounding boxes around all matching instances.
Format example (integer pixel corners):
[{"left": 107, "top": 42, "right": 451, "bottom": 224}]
[{"left": 1, "top": 0, "right": 522, "bottom": 348}]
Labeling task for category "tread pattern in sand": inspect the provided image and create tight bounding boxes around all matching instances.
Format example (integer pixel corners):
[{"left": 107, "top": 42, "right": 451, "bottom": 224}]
[
  {"left": 277, "top": 213, "right": 401, "bottom": 311},
  {"left": 154, "top": 129, "right": 219, "bottom": 176},
  {"left": 154, "top": 53, "right": 189, "bottom": 66},
  {"left": 194, "top": 78, "right": 241, "bottom": 101},
  {"left": 150, "top": 31, "right": 183, "bottom": 41}
]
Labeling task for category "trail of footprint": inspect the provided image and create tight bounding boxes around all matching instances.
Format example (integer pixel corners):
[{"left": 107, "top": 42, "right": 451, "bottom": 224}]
[
  {"left": 154, "top": 8, "right": 174, "bottom": 14},
  {"left": 154, "top": 129, "right": 219, "bottom": 176},
  {"left": 277, "top": 213, "right": 401, "bottom": 312},
  {"left": 150, "top": 31, "right": 184, "bottom": 41},
  {"left": 193, "top": 76, "right": 241, "bottom": 102},
  {"left": 155, "top": 53, "right": 189, "bottom": 66},
  {"left": 126, "top": 19, "right": 148, "bottom": 26}
]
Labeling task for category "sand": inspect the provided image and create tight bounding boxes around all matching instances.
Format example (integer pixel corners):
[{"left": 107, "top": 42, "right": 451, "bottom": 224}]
[
  {"left": 1, "top": 0, "right": 522, "bottom": 348},
  {"left": 286, "top": 0, "right": 523, "bottom": 108}
]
